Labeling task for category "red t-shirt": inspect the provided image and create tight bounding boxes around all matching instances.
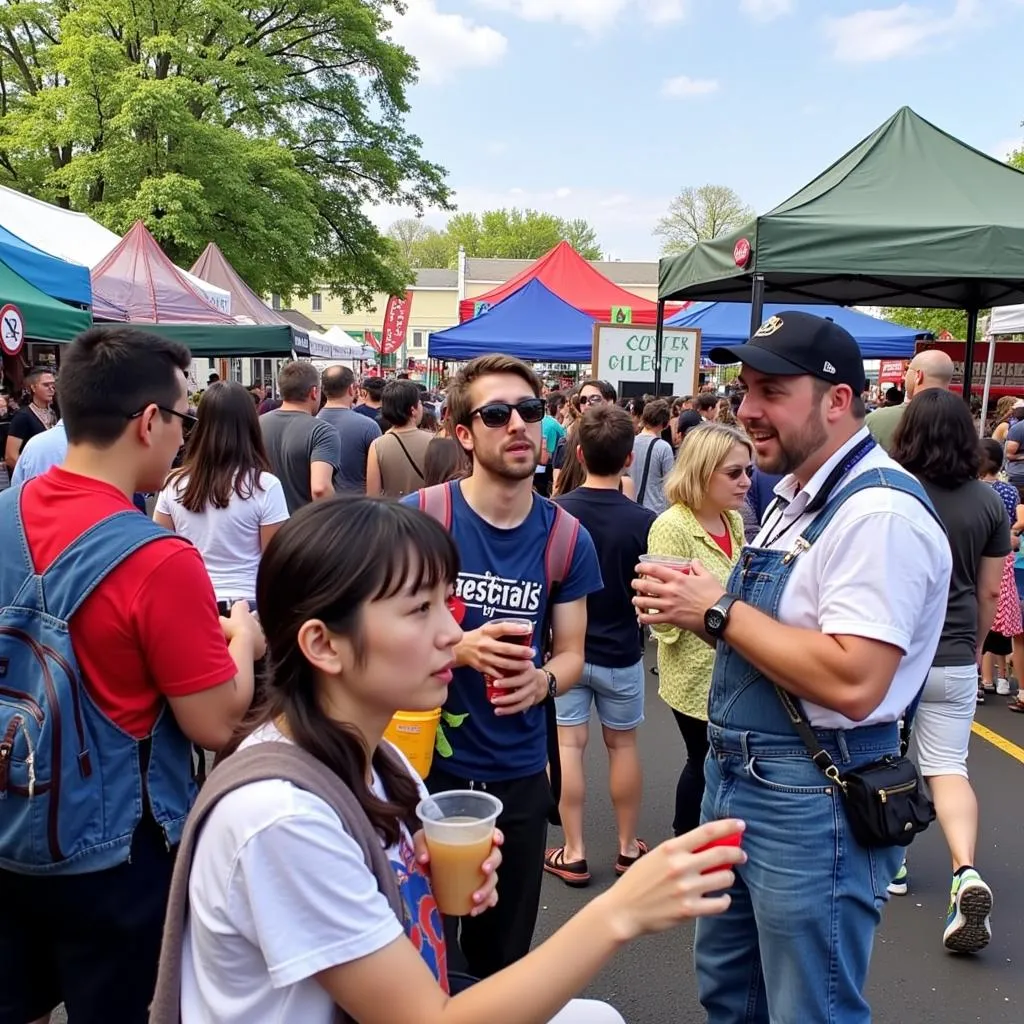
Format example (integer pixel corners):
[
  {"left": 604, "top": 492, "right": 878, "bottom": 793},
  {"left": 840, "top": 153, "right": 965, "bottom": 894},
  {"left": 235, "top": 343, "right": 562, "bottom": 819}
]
[
  {"left": 709, "top": 527, "right": 733, "bottom": 560},
  {"left": 19, "top": 468, "right": 237, "bottom": 738}
]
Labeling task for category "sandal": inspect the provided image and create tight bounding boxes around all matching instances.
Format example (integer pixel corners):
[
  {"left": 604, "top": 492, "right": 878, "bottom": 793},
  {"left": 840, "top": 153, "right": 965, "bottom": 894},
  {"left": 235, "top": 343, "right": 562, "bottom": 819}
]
[
  {"left": 544, "top": 847, "right": 591, "bottom": 887},
  {"left": 1007, "top": 697, "right": 1024, "bottom": 713},
  {"left": 615, "top": 839, "right": 650, "bottom": 876}
]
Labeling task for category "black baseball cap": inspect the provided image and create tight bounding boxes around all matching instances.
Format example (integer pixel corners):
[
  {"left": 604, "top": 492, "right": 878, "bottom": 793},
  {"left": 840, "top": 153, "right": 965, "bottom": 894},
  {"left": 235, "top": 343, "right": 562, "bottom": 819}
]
[{"left": 709, "top": 311, "right": 866, "bottom": 392}]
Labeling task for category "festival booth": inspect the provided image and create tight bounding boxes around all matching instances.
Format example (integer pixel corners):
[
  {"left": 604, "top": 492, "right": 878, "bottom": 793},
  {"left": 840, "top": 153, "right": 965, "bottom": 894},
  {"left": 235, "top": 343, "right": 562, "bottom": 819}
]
[
  {"left": 0, "top": 185, "right": 230, "bottom": 315},
  {"left": 658, "top": 106, "right": 1024, "bottom": 399},
  {"left": 433, "top": 279, "right": 597, "bottom": 361},
  {"left": 91, "top": 223, "right": 299, "bottom": 357},
  {"left": 667, "top": 302, "right": 929, "bottom": 359},
  {"left": 459, "top": 241, "right": 681, "bottom": 327}
]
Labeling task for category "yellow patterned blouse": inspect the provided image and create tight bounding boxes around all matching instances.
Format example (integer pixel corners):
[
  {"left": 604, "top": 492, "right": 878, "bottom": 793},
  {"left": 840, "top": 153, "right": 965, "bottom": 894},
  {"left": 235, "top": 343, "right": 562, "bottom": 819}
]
[{"left": 648, "top": 503, "right": 744, "bottom": 721}]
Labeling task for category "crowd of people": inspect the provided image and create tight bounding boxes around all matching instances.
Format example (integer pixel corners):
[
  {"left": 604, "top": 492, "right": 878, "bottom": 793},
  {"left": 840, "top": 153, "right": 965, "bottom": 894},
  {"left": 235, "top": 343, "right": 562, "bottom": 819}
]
[{"left": 0, "top": 310, "right": 1016, "bottom": 1023}]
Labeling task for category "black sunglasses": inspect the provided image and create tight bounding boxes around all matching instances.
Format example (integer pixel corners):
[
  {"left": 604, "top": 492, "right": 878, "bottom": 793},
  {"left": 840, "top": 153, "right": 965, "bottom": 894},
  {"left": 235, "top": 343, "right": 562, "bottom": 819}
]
[
  {"left": 129, "top": 405, "right": 198, "bottom": 434},
  {"left": 723, "top": 465, "right": 755, "bottom": 480},
  {"left": 470, "top": 397, "right": 546, "bottom": 428}
]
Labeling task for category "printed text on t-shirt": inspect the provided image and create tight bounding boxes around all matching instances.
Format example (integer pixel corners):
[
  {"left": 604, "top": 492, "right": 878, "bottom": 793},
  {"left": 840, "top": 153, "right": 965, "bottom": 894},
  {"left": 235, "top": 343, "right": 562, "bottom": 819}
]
[{"left": 455, "top": 571, "right": 543, "bottom": 619}]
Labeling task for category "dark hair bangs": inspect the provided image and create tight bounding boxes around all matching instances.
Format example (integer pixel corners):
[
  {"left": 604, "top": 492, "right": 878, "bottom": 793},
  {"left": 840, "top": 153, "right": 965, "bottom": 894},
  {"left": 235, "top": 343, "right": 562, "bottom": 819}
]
[{"left": 363, "top": 510, "right": 460, "bottom": 605}]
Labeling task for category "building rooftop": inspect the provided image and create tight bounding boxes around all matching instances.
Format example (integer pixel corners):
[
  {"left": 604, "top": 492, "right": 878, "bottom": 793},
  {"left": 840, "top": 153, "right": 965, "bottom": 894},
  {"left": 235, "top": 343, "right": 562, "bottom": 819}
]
[
  {"left": 279, "top": 308, "right": 324, "bottom": 332},
  {"left": 414, "top": 268, "right": 458, "bottom": 288}
]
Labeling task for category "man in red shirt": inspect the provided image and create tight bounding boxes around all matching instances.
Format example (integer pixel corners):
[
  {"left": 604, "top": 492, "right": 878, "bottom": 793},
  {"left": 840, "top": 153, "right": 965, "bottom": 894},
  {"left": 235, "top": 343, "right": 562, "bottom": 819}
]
[{"left": 0, "top": 325, "right": 263, "bottom": 1024}]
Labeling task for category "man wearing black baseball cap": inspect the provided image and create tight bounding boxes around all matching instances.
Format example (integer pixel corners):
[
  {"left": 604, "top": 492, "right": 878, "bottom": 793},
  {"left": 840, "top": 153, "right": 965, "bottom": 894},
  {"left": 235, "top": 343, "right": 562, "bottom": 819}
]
[{"left": 632, "top": 311, "right": 952, "bottom": 1023}]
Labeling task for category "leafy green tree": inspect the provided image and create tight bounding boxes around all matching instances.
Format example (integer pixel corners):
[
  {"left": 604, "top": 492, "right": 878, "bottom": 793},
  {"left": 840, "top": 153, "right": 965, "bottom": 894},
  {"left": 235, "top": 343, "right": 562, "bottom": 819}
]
[
  {"left": 560, "top": 218, "right": 602, "bottom": 260},
  {"left": 655, "top": 184, "right": 754, "bottom": 255},
  {"left": 881, "top": 307, "right": 969, "bottom": 339},
  {"left": 0, "top": 0, "right": 451, "bottom": 308}
]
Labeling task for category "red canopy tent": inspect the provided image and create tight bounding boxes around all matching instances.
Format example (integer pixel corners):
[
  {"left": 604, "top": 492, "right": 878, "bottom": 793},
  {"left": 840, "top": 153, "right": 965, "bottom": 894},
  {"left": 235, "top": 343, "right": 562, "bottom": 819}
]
[
  {"left": 91, "top": 221, "right": 235, "bottom": 324},
  {"left": 458, "top": 241, "right": 684, "bottom": 326},
  {"left": 190, "top": 242, "right": 291, "bottom": 326}
]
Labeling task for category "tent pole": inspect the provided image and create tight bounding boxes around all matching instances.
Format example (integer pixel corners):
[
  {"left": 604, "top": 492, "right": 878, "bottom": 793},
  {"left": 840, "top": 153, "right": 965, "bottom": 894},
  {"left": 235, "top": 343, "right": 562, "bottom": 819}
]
[
  {"left": 962, "top": 306, "right": 979, "bottom": 399},
  {"left": 979, "top": 331, "right": 996, "bottom": 437},
  {"left": 654, "top": 299, "right": 665, "bottom": 396},
  {"left": 749, "top": 274, "right": 765, "bottom": 336}
]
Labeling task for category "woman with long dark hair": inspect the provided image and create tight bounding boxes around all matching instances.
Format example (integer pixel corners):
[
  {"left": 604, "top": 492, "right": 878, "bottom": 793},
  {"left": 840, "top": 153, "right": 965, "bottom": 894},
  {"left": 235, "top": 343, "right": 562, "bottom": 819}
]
[
  {"left": 155, "top": 380, "right": 289, "bottom": 606},
  {"left": 890, "top": 389, "right": 1008, "bottom": 950},
  {"left": 171, "top": 499, "right": 744, "bottom": 1023}
]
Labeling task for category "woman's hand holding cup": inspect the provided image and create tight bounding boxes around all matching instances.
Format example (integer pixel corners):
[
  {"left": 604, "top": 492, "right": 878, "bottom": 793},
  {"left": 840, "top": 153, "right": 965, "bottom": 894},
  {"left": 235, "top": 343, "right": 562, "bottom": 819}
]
[{"left": 594, "top": 819, "right": 746, "bottom": 942}]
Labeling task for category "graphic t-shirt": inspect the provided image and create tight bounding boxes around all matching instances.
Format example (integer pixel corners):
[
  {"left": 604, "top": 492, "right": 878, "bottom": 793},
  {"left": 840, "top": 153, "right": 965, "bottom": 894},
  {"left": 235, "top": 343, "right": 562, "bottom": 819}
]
[
  {"left": 181, "top": 724, "right": 446, "bottom": 1024},
  {"left": 403, "top": 483, "right": 603, "bottom": 781}
]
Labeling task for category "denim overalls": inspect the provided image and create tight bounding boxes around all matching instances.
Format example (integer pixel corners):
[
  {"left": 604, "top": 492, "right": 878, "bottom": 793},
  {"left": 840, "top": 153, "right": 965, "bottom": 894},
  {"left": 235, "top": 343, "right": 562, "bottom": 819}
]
[{"left": 694, "top": 465, "right": 938, "bottom": 1024}]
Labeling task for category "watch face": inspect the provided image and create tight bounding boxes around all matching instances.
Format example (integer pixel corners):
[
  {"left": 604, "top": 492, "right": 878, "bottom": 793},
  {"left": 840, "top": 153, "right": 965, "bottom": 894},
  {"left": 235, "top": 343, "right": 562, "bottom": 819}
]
[{"left": 706, "top": 610, "right": 725, "bottom": 635}]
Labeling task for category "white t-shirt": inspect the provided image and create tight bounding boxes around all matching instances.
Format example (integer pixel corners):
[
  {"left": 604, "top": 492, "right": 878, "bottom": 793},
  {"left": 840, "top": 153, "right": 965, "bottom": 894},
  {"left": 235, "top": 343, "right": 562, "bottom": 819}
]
[
  {"left": 753, "top": 427, "right": 951, "bottom": 729},
  {"left": 156, "top": 472, "right": 289, "bottom": 602},
  {"left": 181, "top": 724, "right": 446, "bottom": 1024}
]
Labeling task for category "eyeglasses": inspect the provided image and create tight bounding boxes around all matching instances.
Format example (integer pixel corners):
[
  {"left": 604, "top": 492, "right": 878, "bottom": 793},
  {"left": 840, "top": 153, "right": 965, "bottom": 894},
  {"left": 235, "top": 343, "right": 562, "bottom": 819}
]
[
  {"left": 470, "top": 398, "right": 546, "bottom": 428},
  {"left": 129, "top": 405, "right": 198, "bottom": 435},
  {"left": 722, "top": 465, "right": 755, "bottom": 481},
  {"left": 581, "top": 394, "right": 607, "bottom": 407}
]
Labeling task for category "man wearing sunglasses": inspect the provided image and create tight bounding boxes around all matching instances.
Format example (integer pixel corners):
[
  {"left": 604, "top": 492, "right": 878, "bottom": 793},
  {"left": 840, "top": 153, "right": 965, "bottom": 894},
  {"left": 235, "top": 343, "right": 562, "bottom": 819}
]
[
  {"left": 0, "top": 326, "right": 263, "bottom": 1024},
  {"left": 404, "top": 354, "right": 602, "bottom": 981},
  {"left": 551, "top": 379, "right": 617, "bottom": 487}
]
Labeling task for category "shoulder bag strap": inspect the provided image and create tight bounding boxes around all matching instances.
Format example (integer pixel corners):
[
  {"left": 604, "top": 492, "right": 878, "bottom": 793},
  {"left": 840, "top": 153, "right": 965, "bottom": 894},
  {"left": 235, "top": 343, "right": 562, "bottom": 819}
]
[
  {"left": 636, "top": 440, "right": 658, "bottom": 506},
  {"left": 149, "top": 743, "right": 403, "bottom": 1024},
  {"left": 418, "top": 482, "right": 453, "bottom": 530},
  {"left": 390, "top": 432, "right": 425, "bottom": 481}
]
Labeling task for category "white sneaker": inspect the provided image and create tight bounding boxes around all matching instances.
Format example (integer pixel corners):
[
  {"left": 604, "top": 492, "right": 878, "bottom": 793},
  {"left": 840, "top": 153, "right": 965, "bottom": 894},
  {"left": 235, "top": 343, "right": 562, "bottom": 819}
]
[
  {"left": 943, "top": 869, "right": 993, "bottom": 954},
  {"left": 996, "top": 677, "right": 1011, "bottom": 696}
]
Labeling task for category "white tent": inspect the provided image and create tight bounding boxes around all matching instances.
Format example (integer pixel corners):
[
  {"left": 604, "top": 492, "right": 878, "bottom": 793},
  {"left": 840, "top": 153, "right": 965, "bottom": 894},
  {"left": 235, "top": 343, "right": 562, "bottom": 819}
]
[
  {"left": 0, "top": 184, "right": 231, "bottom": 314},
  {"left": 990, "top": 304, "right": 1024, "bottom": 336},
  {"left": 324, "top": 324, "right": 376, "bottom": 360}
]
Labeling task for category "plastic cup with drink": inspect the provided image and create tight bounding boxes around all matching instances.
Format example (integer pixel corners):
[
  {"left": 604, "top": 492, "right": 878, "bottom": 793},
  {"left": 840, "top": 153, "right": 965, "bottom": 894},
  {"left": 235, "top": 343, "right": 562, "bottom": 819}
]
[
  {"left": 693, "top": 828, "right": 744, "bottom": 875},
  {"left": 484, "top": 617, "right": 534, "bottom": 705},
  {"left": 637, "top": 554, "right": 692, "bottom": 615},
  {"left": 416, "top": 790, "right": 503, "bottom": 915}
]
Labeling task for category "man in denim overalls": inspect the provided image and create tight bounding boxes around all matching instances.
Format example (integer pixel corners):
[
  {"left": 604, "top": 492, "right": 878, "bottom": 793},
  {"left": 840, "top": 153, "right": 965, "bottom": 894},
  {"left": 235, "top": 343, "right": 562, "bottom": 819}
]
[{"left": 636, "top": 313, "right": 952, "bottom": 1023}]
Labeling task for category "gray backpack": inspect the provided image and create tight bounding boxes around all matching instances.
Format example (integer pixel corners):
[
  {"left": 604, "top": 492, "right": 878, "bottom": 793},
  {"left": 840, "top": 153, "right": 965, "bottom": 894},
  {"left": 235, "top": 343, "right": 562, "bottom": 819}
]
[{"left": 149, "top": 742, "right": 411, "bottom": 1024}]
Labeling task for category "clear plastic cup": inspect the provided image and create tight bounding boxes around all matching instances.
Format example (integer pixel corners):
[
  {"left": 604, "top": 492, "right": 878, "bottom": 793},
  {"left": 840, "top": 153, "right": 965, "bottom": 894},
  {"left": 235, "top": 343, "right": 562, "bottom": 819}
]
[
  {"left": 484, "top": 617, "right": 534, "bottom": 703},
  {"left": 416, "top": 790, "right": 503, "bottom": 916},
  {"left": 638, "top": 553, "right": 692, "bottom": 574}
]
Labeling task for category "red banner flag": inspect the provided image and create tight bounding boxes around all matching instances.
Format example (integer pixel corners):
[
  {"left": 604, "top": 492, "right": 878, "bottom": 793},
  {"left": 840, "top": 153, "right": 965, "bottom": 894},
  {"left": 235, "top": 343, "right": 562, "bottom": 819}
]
[
  {"left": 379, "top": 292, "right": 413, "bottom": 355},
  {"left": 363, "top": 330, "right": 377, "bottom": 347}
]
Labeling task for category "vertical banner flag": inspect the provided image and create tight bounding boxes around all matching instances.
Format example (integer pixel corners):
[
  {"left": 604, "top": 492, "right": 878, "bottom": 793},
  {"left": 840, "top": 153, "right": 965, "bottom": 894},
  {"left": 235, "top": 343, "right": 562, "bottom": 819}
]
[{"left": 379, "top": 292, "right": 413, "bottom": 355}]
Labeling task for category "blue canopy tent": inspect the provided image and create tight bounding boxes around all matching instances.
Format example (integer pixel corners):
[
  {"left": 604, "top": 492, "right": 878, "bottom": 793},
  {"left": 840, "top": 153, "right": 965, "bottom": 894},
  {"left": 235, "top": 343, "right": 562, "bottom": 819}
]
[
  {"left": 429, "top": 278, "right": 596, "bottom": 361},
  {"left": 0, "top": 224, "right": 92, "bottom": 307},
  {"left": 666, "top": 302, "right": 929, "bottom": 358}
]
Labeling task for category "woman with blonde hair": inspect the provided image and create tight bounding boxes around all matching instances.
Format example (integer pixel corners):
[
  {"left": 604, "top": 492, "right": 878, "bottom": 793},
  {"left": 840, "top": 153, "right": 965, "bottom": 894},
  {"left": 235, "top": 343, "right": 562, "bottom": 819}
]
[{"left": 647, "top": 424, "right": 752, "bottom": 836}]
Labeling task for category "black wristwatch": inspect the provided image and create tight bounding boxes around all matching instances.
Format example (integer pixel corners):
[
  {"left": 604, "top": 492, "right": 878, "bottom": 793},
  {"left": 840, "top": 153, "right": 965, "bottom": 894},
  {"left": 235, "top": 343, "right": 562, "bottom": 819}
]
[
  {"left": 704, "top": 595, "right": 739, "bottom": 639},
  {"left": 544, "top": 669, "right": 558, "bottom": 699}
]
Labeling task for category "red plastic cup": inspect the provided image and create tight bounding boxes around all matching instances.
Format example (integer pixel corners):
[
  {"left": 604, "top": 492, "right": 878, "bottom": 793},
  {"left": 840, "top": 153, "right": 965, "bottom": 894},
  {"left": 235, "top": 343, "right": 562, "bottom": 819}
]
[
  {"left": 693, "top": 830, "right": 743, "bottom": 875},
  {"left": 484, "top": 618, "right": 533, "bottom": 703}
]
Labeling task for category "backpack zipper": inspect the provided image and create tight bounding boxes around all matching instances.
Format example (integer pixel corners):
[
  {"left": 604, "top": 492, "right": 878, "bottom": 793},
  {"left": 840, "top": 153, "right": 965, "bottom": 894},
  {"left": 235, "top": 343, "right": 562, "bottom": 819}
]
[{"left": 0, "top": 715, "right": 24, "bottom": 793}]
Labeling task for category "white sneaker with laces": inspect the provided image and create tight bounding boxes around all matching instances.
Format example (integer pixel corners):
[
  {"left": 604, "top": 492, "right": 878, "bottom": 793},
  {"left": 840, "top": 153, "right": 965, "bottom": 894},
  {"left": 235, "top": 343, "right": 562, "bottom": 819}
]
[{"left": 996, "top": 677, "right": 1011, "bottom": 696}]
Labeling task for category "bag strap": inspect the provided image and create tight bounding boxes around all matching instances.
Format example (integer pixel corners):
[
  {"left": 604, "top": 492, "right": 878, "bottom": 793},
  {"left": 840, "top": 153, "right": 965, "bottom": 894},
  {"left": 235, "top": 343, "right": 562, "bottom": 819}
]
[
  {"left": 418, "top": 481, "right": 453, "bottom": 530},
  {"left": 391, "top": 432, "right": 425, "bottom": 481},
  {"left": 149, "top": 742, "right": 407, "bottom": 1024},
  {"left": 0, "top": 485, "right": 34, "bottom": 580},
  {"left": 636, "top": 440, "right": 658, "bottom": 506},
  {"left": 543, "top": 501, "right": 580, "bottom": 589}
]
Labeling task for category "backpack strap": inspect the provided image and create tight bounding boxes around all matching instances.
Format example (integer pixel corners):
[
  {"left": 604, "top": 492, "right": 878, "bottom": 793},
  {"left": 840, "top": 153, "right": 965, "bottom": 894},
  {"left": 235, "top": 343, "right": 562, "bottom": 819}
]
[
  {"left": 635, "top": 440, "right": 658, "bottom": 506},
  {"left": 38, "top": 509, "right": 171, "bottom": 622},
  {"left": 543, "top": 501, "right": 580, "bottom": 590},
  {"left": 149, "top": 742, "right": 405, "bottom": 1024},
  {"left": 417, "top": 482, "right": 453, "bottom": 531},
  {"left": 0, "top": 486, "right": 35, "bottom": 580}
]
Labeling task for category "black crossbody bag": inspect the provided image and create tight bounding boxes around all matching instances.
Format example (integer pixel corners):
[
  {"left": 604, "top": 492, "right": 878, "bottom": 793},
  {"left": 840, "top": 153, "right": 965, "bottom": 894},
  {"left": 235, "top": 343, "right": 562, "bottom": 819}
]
[{"left": 774, "top": 686, "right": 935, "bottom": 848}]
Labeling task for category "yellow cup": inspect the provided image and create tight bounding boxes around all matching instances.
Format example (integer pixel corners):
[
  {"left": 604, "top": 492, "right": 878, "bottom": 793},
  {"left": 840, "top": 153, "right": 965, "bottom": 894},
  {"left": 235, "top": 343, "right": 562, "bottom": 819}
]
[{"left": 384, "top": 709, "right": 442, "bottom": 779}]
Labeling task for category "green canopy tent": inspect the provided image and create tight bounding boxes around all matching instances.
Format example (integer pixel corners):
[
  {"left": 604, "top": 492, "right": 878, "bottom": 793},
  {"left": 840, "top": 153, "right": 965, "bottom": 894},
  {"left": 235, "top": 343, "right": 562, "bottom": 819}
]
[
  {"left": 658, "top": 107, "right": 1024, "bottom": 395},
  {"left": 0, "top": 259, "right": 91, "bottom": 343},
  {"left": 133, "top": 322, "right": 305, "bottom": 357}
]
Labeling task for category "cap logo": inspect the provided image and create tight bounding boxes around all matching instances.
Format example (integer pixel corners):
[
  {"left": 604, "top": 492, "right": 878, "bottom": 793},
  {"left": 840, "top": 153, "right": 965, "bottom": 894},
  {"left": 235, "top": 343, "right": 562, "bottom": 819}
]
[
  {"left": 823, "top": 360, "right": 836, "bottom": 374},
  {"left": 754, "top": 315, "right": 783, "bottom": 337}
]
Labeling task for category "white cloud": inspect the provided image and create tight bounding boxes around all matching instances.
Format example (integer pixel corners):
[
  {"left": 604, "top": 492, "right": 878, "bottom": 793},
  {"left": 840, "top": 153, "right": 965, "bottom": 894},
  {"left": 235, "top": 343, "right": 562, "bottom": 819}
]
[
  {"left": 389, "top": 0, "right": 507, "bottom": 84},
  {"left": 823, "top": 0, "right": 979, "bottom": 63},
  {"left": 661, "top": 75, "right": 720, "bottom": 98},
  {"left": 740, "top": 0, "right": 794, "bottom": 19},
  {"left": 476, "top": 0, "right": 688, "bottom": 33},
  {"left": 555, "top": 187, "right": 573, "bottom": 198}
]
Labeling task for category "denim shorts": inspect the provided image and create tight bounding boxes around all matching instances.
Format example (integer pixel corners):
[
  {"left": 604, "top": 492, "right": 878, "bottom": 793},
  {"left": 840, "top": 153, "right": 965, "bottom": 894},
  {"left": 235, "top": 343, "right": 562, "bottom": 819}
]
[
  {"left": 910, "top": 663, "right": 978, "bottom": 778},
  {"left": 555, "top": 658, "right": 645, "bottom": 730}
]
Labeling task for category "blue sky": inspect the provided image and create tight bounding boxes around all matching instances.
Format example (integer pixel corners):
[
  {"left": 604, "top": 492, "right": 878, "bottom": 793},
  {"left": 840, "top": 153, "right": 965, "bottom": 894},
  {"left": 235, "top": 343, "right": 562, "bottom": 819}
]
[{"left": 384, "top": 0, "right": 1024, "bottom": 260}]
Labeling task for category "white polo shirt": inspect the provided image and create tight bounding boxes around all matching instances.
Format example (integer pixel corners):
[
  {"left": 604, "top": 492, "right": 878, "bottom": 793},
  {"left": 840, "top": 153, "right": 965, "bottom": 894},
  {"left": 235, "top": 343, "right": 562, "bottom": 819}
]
[{"left": 753, "top": 427, "right": 951, "bottom": 729}]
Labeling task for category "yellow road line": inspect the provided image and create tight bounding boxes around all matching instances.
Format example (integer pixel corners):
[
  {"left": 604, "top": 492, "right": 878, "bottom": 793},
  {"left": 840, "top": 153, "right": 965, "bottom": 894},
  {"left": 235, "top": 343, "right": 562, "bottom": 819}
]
[{"left": 972, "top": 721, "right": 1024, "bottom": 765}]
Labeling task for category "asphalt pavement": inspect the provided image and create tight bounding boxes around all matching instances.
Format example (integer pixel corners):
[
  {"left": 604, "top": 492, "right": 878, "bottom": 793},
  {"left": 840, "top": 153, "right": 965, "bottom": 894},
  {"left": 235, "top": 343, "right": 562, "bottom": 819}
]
[{"left": 533, "top": 662, "right": 1024, "bottom": 1023}]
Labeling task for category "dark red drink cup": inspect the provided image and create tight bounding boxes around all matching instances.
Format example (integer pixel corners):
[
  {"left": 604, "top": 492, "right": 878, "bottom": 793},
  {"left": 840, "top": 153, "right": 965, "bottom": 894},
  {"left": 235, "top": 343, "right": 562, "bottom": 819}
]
[
  {"left": 693, "top": 830, "right": 743, "bottom": 874},
  {"left": 485, "top": 618, "right": 533, "bottom": 703}
]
